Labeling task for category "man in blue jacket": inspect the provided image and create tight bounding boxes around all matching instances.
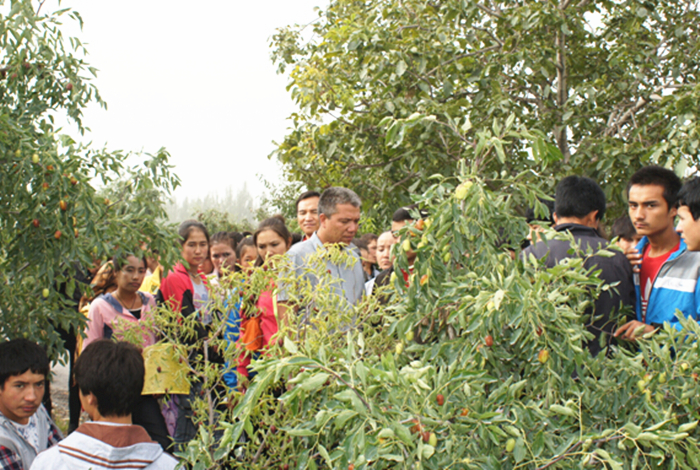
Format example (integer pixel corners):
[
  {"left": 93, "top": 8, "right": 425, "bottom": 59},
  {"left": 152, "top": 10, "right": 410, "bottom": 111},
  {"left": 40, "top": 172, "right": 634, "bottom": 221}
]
[{"left": 615, "top": 166, "right": 700, "bottom": 340}]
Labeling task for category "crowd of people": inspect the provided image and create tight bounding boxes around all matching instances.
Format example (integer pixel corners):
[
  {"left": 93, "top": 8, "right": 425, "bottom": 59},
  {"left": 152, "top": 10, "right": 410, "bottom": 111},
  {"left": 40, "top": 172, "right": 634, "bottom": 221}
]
[{"left": 3, "top": 165, "right": 700, "bottom": 468}]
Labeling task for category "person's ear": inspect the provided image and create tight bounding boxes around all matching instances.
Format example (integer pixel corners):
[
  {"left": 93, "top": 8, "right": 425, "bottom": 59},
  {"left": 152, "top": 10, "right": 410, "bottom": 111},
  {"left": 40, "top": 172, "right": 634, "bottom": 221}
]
[
  {"left": 670, "top": 205, "right": 678, "bottom": 218},
  {"left": 552, "top": 212, "right": 559, "bottom": 225},
  {"left": 319, "top": 213, "right": 328, "bottom": 227}
]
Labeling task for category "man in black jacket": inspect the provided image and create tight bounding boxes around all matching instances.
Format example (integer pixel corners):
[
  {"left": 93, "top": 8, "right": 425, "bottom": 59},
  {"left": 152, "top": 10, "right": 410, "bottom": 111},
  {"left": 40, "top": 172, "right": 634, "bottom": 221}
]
[{"left": 523, "top": 175, "right": 635, "bottom": 357}]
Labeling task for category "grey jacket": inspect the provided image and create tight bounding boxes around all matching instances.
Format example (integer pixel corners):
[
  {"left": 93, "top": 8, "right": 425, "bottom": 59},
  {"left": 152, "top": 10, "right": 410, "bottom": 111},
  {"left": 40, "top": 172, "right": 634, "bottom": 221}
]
[{"left": 0, "top": 405, "right": 55, "bottom": 469}]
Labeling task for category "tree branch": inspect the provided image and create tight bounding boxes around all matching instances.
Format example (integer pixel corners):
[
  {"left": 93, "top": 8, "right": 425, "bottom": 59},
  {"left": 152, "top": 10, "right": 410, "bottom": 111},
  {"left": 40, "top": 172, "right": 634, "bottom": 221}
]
[
  {"left": 476, "top": 3, "right": 504, "bottom": 19},
  {"left": 426, "top": 44, "right": 502, "bottom": 77},
  {"left": 554, "top": 21, "right": 571, "bottom": 162},
  {"left": 343, "top": 154, "right": 404, "bottom": 175},
  {"left": 534, "top": 435, "right": 623, "bottom": 470}
]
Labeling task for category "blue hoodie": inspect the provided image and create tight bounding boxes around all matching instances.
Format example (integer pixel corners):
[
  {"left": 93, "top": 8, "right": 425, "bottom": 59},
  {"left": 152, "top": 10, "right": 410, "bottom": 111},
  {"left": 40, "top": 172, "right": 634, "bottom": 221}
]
[{"left": 634, "top": 236, "right": 700, "bottom": 330}]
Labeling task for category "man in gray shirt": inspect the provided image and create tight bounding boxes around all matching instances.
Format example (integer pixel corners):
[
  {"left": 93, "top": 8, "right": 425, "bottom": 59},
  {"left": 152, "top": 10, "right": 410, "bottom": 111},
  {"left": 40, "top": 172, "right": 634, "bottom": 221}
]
[{"left": 279, "top": 187, "right": 365, "bottom": 306}]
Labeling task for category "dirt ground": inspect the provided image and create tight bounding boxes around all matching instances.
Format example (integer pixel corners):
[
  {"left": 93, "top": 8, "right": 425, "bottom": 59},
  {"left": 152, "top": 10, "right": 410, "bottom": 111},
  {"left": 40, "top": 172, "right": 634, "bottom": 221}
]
[{"left": 49, "top": 362, "right": 86, "bottom": 434}]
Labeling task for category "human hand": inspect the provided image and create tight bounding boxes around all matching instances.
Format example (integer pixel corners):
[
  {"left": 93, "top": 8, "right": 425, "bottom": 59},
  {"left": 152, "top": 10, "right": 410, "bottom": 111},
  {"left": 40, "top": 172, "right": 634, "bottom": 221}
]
[
  {"left": 625, "top": 247, "right": 642, "bottom": 273},
  {"left": 614, "top": 320, "right": 655, "bottom": 341}
]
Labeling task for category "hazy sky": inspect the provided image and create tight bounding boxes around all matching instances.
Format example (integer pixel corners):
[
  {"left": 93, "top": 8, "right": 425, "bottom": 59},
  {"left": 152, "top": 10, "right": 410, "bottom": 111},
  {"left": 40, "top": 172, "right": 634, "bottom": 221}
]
[{"left": 54, "top": 1, "right": 325, "bottom": 202}]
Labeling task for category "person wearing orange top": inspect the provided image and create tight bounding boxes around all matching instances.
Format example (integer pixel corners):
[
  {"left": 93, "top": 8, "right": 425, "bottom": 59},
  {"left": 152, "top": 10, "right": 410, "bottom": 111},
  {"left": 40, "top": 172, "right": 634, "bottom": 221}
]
[{"left": 238, "top": 216, "right": 292, "bottom": 381}]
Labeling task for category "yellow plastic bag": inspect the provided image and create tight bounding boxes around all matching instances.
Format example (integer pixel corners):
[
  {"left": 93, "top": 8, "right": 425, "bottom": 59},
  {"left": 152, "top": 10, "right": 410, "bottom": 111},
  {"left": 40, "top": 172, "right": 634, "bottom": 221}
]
[{"left": 142, "top": 343, "right": 191, "bottom": 395}]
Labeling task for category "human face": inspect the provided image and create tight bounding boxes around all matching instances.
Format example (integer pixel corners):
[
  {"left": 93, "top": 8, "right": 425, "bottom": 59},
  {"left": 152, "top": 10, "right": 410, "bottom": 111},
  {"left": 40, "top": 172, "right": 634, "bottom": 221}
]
[
  {"left": 0, "top": 370, "right": 45, "bottom": 424},
  {"left": 297, "top": 196, "right": 320, "bottom": 237},
  {"left": 628, "top": 184, "right": 677, "bottom": 239},
  {"left": 116, "top": 255, "right": 147, "bottom": 293},
  {"left": 319, "top": 204, "right": 361, "bottom": 245},
  {"left": 366, "top": 240, "right": 377, "bottom": 264},
  {"left": 615, "top": 236, "right": 642, "bottom": 253},
  {"left": 211, "top": 243, "right": 236, "bottom": 276},
  {"left": 677, "top": 205, "right": 700, "bottom": 251},
  {"left": 256, "top": 229, "right": 290, "bottom": 266},
  {"left": 182, "top": 229, "right": 209, "bottom": 272},
  {"left": 376, "top": 232, "right": 398, "bottom": 270},
  {"left": 237, "top": 246, "right": 257, "bottom": 274}
]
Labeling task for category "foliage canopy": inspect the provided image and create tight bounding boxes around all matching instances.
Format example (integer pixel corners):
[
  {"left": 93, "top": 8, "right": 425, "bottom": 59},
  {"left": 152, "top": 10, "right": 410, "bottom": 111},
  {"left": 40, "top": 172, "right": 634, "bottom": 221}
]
[
  {"left": 0, "top": 1, "right": 179, "bottom": 356},
  {"left": 270, "top": 0, "right": 700, "bottom": 221}
]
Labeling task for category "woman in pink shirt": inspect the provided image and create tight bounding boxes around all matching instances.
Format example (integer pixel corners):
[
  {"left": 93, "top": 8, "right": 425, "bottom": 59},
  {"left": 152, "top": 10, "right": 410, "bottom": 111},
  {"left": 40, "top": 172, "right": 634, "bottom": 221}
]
[
  {"left": 84, "top": 254, "right": 156, "bottom": 349},
  {"left": 83, "top": 253, "right": 170, "bottom": 451}
]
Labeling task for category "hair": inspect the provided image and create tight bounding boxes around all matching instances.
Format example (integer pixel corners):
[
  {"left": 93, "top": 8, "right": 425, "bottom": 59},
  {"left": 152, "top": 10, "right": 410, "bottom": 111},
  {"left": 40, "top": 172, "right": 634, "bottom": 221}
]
[
  {"left": 73, "top": 340, "right": 144, "bottom": 418},
  {"left": 317, "top": 187, "right": 361, "bottom": 218},
  {"left": 627, "top": 166, "right": 682, "bottom": 210},
  {"left": 178, "top": 220, "right": 210, "bottom": 246},
  {"left": 360, "top": 233, "right": 378, "bottom": 244},
  {"left": 291, "top": 232, "right": 304, "bottom": 245},
  {"left": 678, "top": 177, "right": 700, "bottom": 221},
  {"left": 296, "top": 190, "right": 321, "bottom": 210},
  {"left": 253, "top": 216, "right": 292, "bottom": 266},
  {"left": 231, "top": 232, "right": 244, "bottom": 245},
  {"left": 112, "top": 253, "right": 147, "bottom": 271},
  {"left": 554, "top": 176, "right": 606, "bottom": 221},
  {"left": 211, "top": 231, "right": 237, "bottom": 250},
  {"left": 610, "top": 215, "right": 638, "bottom": 240},
  {"left": 392, "top": 204, "right": 429, "bottom": 223},
  {"left": 353, "top": 237, "right": 368, "bottom": 251},
  {"left": 0, "top": 339, "right": 49, "bottom": 388},
  {"left": 525, "top": 198, "right": 555, "bottom": 224},
  {"left": 80, "top": 260, "right": 118, "bottom": 309}
]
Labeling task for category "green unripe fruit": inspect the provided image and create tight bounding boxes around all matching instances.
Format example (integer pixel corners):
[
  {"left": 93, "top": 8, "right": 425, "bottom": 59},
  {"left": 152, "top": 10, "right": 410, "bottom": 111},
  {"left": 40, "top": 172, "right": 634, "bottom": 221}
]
[
  {"left": 395, "top": 342, "right": 404, "bottom": 354},
  {"left": 428, "top": 432, "right": 437, "bottom": 447},
  {"left": 637, "top": 379, "right": 646, "bottom": 392},
  {"left": 505, "top": 438, "right": 515, "bottom": 453},
  {"left": 405, "top": 330, "right": 414, "bottom": 342},
  {"left": 42, "top": 288, "right": 49, "bottom": 298},
  {"left": 455, "top": 181, "right": 473, "bottom": 200}
]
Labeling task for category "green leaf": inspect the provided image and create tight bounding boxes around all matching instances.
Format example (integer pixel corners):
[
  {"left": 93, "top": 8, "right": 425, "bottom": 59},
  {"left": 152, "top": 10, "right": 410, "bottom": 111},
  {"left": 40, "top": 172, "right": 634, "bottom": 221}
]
[{"left": 300, "top": 372, "right": 330, "bottom": 391}]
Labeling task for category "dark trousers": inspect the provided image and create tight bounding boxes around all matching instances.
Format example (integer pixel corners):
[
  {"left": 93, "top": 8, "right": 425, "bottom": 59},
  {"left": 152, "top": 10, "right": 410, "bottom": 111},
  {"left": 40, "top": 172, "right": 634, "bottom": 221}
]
[{"left": 133, "top": 395, "right": 173, "bottom": 452}]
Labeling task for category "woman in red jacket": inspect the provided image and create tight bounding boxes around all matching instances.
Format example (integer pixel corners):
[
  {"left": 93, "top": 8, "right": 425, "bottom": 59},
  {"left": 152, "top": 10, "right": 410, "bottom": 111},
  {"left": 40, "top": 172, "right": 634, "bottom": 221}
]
[{"left": 157, "top": 220, "right": 210, "bottom": 448}]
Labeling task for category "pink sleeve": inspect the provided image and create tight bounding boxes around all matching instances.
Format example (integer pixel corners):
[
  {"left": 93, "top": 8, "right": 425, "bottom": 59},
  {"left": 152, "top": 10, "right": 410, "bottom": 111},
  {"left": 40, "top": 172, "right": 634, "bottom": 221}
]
[
  {"left": 141, "top": 293, "right": 158, "bottom": 347},
  {"left": 83, "top": 300, "right": 105, "bottom": 349}
]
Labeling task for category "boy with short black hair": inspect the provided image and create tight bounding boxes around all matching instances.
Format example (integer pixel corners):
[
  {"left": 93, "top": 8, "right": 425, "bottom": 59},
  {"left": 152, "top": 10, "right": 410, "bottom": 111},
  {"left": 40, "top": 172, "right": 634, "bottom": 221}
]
[
  {"left": 0, "top": 339, "right": 61, "bottom": 470},
  {"left": 523, "top": 175, "right": 635, "bottom": 356},
  {"left": 30, "top": 340, "right": 177, "bottom": 470}
]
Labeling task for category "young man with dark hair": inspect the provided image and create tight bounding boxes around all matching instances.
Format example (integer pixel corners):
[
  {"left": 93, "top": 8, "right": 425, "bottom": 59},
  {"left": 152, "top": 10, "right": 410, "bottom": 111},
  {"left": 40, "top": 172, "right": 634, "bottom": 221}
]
[
  {"left": 615, "top": 166, "right": 700, "bottom": 340},
  {"left": 676, "top": 177, "right": 700, "bottom": 252},
  {"left": 523, "top": 176, "right": 635, "bottom": 356},
  {"left": 281, "top": 187, "right": 365, "bottom": 306},
  {"left": 31, "top": 340, "right": 177, "bottom": 470},
  {"left": 0, "top": 339, "right": 62, "bottom": 470},
  {"left": 296, "top": 190, "right": 321, "bottom": 241}
]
